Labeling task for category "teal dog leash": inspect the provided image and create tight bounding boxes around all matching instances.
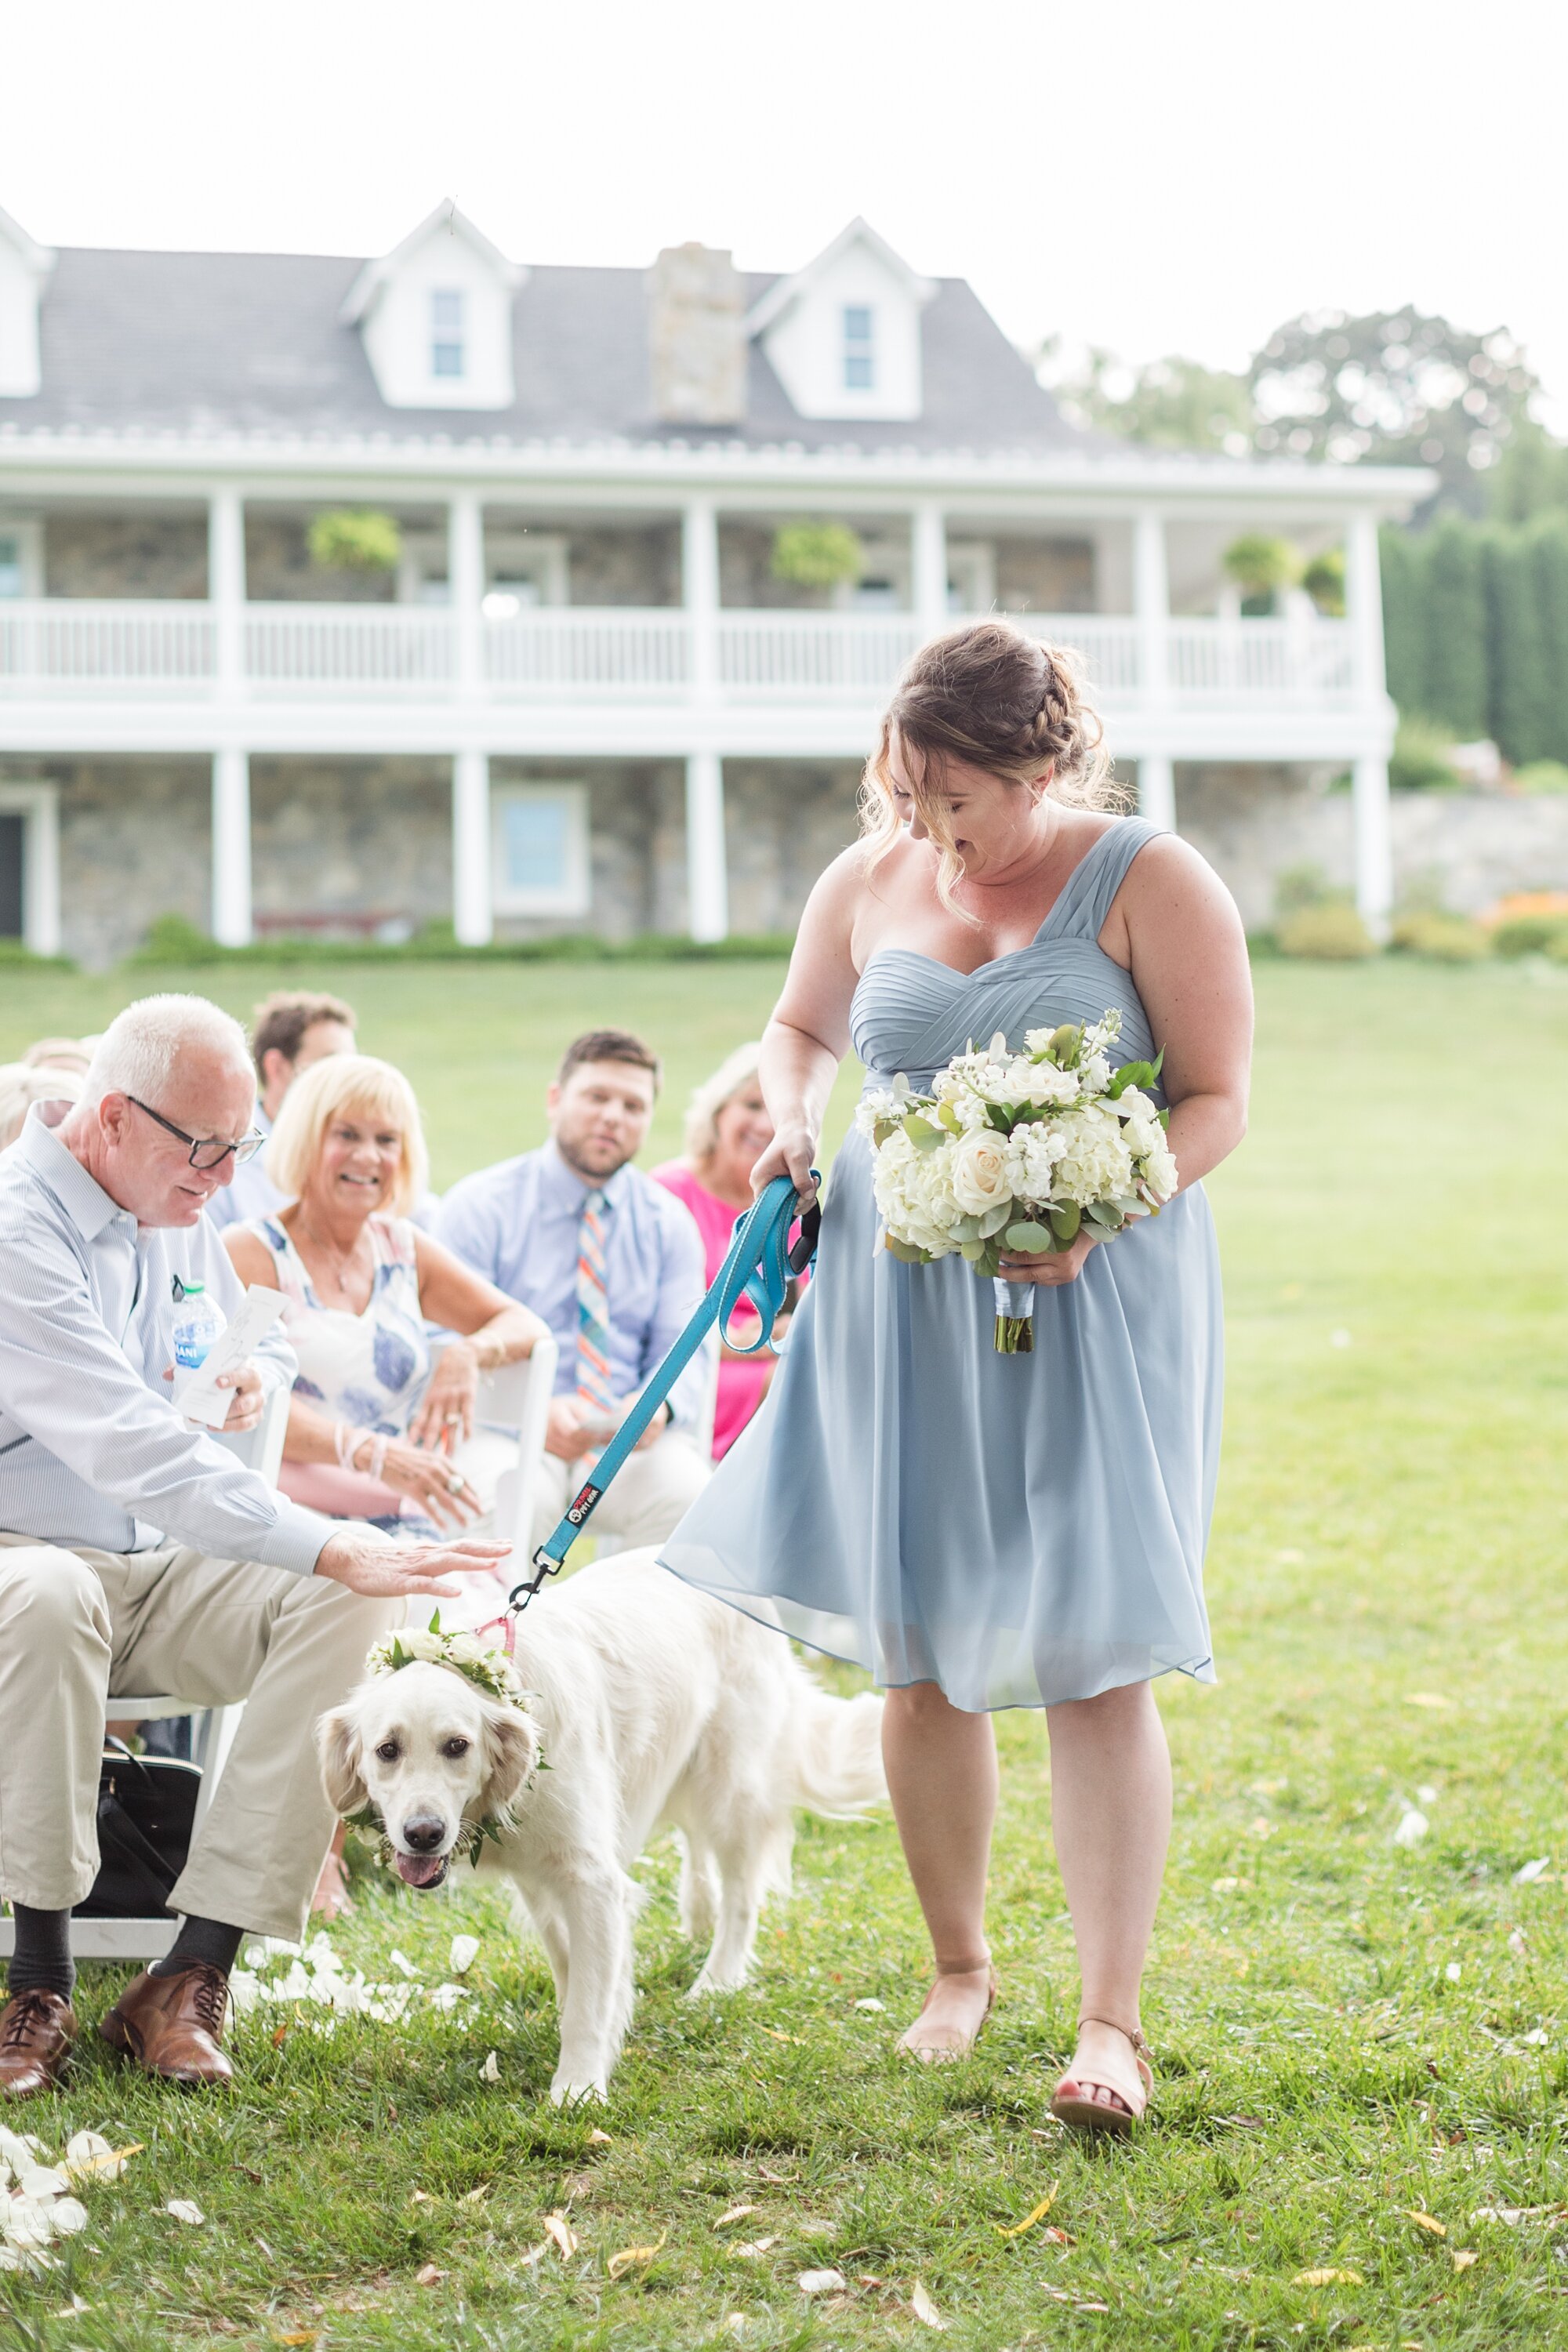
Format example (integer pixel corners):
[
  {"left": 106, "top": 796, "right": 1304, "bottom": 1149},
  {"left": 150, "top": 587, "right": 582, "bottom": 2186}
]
[{"left": 509, "top": 1171, "right": 820, "bottom": 1612}]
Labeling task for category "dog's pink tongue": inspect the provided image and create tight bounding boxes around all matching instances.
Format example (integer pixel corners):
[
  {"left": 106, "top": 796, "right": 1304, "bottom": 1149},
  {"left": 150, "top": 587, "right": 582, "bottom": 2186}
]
[{"left": 394, "top": 1850, "right": 447, "bottom": 1889}]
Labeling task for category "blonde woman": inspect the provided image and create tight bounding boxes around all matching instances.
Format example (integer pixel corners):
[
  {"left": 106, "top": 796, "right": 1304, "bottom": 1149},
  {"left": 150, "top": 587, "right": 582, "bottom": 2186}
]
[
  {"left": 662, "top": 621, "right": 1252, "bottom": 2129},
  {"left": 223, "top": 1053, "right": 545, "bottom": 1562},
  {"left": 652, "top": 1044, "right": 803, "bottom": 1458}
]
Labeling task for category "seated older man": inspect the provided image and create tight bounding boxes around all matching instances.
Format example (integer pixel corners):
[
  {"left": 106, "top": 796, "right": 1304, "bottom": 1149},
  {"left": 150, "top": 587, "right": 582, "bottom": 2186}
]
[{"left": 0, "top": 993, "right": 506, "bottom": 2100}]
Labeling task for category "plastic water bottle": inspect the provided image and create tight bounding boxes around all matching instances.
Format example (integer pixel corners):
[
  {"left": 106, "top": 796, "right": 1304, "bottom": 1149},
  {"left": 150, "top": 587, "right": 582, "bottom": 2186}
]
[{"left": 171, "top": 1280, "right": 226, "bottom": 1374}]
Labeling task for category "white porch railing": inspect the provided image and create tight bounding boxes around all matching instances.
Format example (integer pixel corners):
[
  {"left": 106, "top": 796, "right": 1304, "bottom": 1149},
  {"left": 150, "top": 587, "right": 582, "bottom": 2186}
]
[
  {"left": 485, "top": 608, "right": 690, "bottom": 694},
  {"left": 716, "top": 612, "right": 923, "bottom": 697},
  {"left": 1167, "top": 617, "right": 1358, "bottom": 699},
  {"left": 245, "top": 604, "right": 453, "bottom": 692},
  {"left": 0, "top": 599, "right": 213, "bottom": 689},
  {"left": 0, "top": 599, "right": 1361, "bottom": 707}
]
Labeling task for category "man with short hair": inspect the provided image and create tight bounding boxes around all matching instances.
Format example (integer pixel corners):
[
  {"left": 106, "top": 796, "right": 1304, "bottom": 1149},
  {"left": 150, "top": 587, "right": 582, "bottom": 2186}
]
[
  {"left": 205, "top": 990, "right": 355, "bottom": 1231},
  {"left": 0, "top": 993, "right": 506, "bottom": 2098},
  {"left": 437, "top": 1029, "right": 713, "bottom": 1553}
]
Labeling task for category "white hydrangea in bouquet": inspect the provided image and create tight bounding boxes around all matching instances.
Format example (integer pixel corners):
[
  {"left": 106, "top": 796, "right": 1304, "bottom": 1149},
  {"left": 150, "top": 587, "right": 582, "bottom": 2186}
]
[{"left": 855, "top": 1011, "right": 1178, "bottom": 1352}]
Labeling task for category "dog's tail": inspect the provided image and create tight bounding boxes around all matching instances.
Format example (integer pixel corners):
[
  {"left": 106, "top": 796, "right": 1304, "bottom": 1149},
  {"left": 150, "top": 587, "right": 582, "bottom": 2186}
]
[{"left": 789, "top": 1683, "right": 887, "bottom": 1819}]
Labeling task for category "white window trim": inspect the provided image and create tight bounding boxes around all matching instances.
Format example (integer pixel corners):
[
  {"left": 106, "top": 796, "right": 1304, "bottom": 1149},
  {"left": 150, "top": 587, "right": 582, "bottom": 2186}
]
[
  {"left": 430, "top": 286, "right": 466, "bottom": 380},
  {"left": 842, "top": 303, "right": 876, "bottom": 392},
  {"left": 0, "top": 519, "right": 44, "bottom": 598},
  {"left": 485, "top": 532, "right": 570, "bottom": 609},
  {"left": 490, "top": 781, "right": 591, "bottom": 918},
  {"left": 0, "top": 780, "right": 61, "bottom": 956}
]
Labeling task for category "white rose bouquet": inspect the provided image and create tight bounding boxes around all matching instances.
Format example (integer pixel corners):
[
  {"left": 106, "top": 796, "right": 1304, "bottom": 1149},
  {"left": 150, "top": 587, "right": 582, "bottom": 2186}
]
[{"left": 855, "top": 1010, "right": 1178, "bottom": 1352}]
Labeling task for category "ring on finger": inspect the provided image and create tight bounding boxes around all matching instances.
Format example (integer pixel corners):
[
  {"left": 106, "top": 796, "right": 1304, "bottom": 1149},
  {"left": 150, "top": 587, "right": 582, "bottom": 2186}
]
[
  {"left": 444, "top": 1410, "right": 462, "bottom": 1426},
  {"left": 445, "top": 1470, "right": 466, "bottom": 1495}
]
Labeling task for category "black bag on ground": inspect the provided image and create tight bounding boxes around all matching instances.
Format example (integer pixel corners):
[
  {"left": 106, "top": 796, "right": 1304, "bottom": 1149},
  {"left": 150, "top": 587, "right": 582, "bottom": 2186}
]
[{"left": 73, "top": 1738, "right": 202, "bottom": 1919}]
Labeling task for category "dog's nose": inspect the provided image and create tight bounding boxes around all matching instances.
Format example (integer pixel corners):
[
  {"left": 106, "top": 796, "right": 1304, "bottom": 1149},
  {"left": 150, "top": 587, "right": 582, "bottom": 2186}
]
[{"left": 401, "top": 1816, "right": 446, "bottom": 1853}]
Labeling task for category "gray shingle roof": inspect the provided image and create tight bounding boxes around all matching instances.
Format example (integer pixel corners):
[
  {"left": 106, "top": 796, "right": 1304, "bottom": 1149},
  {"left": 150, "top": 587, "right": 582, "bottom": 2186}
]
[{"left": 0, "top": 246, "right": 1093, "bottom": 456}]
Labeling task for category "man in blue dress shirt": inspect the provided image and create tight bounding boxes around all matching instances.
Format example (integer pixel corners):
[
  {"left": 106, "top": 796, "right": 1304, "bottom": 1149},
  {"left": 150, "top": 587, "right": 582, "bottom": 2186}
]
[
  {"left": 437, "top": 1029, "right": 713, "bottom": 1552},
  {"left": 0, "top": 995, "right": 506, "bottom": 2100}
]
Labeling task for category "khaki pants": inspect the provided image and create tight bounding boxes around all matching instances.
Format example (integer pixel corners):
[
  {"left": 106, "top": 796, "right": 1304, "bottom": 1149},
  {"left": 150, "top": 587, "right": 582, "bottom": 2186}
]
[
  {"left": 531, "top": 1428, "right": 710, "bottom": 1557},
  {"left": 0, "top": 1533, "right": 398, "bottom": 1940}
]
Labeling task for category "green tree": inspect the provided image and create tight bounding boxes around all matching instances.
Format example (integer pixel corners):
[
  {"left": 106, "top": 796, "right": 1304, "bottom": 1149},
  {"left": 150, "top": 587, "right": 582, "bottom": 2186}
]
[
  {"left": 1041, "top": 344, "right": 1254, "bottom": 454},
  {"left": 1420, "top": 515, "right": 1490, "bottom": 736},
  {"left": 1488, "top": 419, "right": 1568, "bottom": 525},
  {"left": 1247, "top": 309, "right": 1540, "bottom": 517},
  {"left": 1486, "top": 519, "right": 1568, "bottom": 764}
]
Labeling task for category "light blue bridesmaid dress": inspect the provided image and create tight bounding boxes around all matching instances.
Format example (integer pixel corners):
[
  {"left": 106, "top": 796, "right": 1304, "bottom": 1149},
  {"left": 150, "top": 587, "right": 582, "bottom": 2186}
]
[{"left": 659, "top": 817, "right": 1222, "bottom": 1711}]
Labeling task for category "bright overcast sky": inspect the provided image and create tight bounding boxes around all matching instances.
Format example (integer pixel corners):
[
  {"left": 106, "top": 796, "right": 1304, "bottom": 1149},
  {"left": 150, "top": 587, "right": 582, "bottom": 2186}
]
[{"left": 9, "top": 0, "right": 1568, "bottom": 426}]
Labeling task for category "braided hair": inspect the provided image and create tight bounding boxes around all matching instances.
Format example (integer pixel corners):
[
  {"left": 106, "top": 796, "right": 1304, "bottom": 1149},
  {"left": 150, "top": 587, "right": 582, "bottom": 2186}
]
[{"left": 859, "top": 620, "right": 1120, "bottom": 916}]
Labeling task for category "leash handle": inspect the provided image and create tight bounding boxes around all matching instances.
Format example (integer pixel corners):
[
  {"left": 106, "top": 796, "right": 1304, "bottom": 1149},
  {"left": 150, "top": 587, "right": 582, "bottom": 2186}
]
[{"left": 510, "top": 1172, "right": 818, "bottom": 1609}]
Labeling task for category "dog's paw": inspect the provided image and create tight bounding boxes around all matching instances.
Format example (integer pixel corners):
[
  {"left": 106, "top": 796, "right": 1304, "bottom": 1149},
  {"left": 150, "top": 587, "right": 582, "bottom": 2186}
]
[
  {"left": 687, "top": 1963, "right": 750, "bottom": 1999},
  {"left": 550, "top": 2071, "right": 608, "bottom": 2107}
]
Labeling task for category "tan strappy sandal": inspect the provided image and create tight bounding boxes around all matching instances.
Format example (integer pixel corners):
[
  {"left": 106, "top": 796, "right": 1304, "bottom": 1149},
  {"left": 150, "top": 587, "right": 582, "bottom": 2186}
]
[
  {"left": 1049, "top": 2016, "right": 1152, "bottom": 2135},
  {"left": 896, "top": 1961, "right": 999, "bottom": 2063}
]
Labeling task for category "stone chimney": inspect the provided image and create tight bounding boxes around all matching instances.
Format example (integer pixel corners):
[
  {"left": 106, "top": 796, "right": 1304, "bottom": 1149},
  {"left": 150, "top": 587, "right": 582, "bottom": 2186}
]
[{"left": 648, "top": 243, "right": 746, "bottom": 426}]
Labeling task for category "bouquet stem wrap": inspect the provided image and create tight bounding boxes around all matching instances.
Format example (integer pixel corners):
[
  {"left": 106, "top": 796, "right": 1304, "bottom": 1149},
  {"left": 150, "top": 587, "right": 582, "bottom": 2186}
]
[{"left": 993, "top": 1278, "right": 1036, "bottom": 1354}]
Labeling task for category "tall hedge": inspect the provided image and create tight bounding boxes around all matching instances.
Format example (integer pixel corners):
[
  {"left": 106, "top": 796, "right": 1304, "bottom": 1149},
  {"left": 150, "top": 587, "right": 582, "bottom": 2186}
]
[{"left": 1380, "top": 514, "right": 1568, "bottom": 764}]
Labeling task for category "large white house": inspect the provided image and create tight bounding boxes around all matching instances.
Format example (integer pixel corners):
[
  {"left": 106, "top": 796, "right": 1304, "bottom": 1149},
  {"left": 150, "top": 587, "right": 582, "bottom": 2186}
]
[{"left": 0, "top": 199, "right": 1428, "bottom": 965}]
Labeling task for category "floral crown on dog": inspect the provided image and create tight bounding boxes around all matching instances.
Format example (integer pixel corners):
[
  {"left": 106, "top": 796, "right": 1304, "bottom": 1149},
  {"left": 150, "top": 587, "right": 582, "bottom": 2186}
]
[{"left": 365, "top": 1613, "right": 526, "bottom": 1708}]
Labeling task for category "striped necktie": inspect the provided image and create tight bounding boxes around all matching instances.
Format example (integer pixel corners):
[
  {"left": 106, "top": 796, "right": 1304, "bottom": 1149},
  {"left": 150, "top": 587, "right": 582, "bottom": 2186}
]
[{"left": 575, "top": 1187, "right": 617, "bottom": 1419}]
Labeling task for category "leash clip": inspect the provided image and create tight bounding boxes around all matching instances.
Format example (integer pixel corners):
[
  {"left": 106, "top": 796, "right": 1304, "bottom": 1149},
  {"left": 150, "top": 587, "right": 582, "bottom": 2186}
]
[{"left": 506, "top": 1544, "right": 565, "bottom": 1617}]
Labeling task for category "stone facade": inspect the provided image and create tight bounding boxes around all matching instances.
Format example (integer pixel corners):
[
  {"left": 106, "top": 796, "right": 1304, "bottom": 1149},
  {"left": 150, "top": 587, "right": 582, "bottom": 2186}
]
[
  {"left": 243, "top": 508, "right": 431, "bottom": 603},
  {"left": 488, "top": 757, "right": 688, "bottom": 939},
  {"left": 250, "top": 758, "right": 453, "bottom": 932},
  {"left": 724, "top": 760, "right": 862, "bottom": 932},
  {"left": 992, "top": 535, "right": 1096, "bottom": 615},
  {"left": 554, "top": 524, "right": 680, "bottom": 608},
  {"left": 0, "top": 754, "right": 212, "bottom": 964},
  {"left": 42, "top": 507, "right": 208, "bottom": 598}
]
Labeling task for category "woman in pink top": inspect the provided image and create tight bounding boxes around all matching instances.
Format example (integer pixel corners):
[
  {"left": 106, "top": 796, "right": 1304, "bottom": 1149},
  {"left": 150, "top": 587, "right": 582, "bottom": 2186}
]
[{"left": 654, "top": 1044, "right": 804, "bottom": 1459}]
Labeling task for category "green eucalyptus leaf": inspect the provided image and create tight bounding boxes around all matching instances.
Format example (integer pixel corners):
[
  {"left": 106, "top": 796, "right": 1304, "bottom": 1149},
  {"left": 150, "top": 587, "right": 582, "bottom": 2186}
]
[
  {"left": 884, "top": 1235, "right": 930, "bottom": 1265},
  {"left": 937, "top": 1101, "right": 964, "bottom": 1134},
  {"left": 960, "top": 1238, "right": 988, "bottom": 1261},
  {"left": 902, "top": 1113, "right": 946, "bottom": 1151},
  {"left": 978, "top": 1201, "right": 1014, "bottom": 1239},
  {"left": 1049, "top": 1202, "right": 1083, "bottom": 1243},
  {"left": 1006, "top": 1221, "right": 1054, "bottom": 1251}
]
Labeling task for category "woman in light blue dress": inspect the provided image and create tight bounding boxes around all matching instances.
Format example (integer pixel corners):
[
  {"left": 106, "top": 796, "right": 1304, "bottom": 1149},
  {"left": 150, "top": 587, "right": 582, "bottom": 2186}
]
[{"left": 662, "top": 621, "right": 1253, "bottom": 2129}]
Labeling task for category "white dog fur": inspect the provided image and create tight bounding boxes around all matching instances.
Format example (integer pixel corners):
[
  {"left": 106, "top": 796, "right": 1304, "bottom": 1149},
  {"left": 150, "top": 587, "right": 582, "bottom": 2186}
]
[{"left": 317, "top": 1550, "right": 886, "bottom": 2103}]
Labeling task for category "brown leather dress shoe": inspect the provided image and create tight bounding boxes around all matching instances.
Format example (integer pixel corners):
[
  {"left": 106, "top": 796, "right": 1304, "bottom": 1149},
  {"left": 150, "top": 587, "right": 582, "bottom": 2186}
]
[
  {"left": 100, "top": 1962, "right": 234, "bottom": 2086},
  {"left": 0, "top": 1989, "right": 77, "bottom": 2098}
]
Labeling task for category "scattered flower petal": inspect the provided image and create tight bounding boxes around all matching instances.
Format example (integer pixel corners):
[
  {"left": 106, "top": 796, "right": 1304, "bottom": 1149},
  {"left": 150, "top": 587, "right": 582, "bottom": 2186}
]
[
  {"left": 49, "top": 2199, "right": 88, "bottom": 2237},
  {"left": 480, "top": 2050, "right": 500, "bottom": 2083},
  {"left": 1393, "top": 1809, "right": 1429, "bottom": 1847},
  {"left": 1445, "top": 1962, "right": 1462, "bottom": 1983},
  {"left": 389, "top": 1949, "right": 418, "bottom": 1978},
  {"left": 1452, "top": 2249, "right": 1479, "bottom": 2270},
  {"left": 543, "top": 2212, "right": 579, "bottom": 2258},
  {"left": 415, "top": 2263, "right": 445, "bottom": 2286},
  {"left": 735, "top": 2237, "right": 780, "bottom": 2258},
  {"left": 608, "top": 2230, "right": 667, "bottom": 2279},
  {"left": 714, "top": 2205, "right": 760, "bottom": 2230},
  {"left": 450, "top": 1934, "right": 480, "bottom": 1976},
  {"left": 910, "top": 2280, "right": 948, "bottom": 2328},
  {"left": 1508, "top": 1929, "right": 1529, "bottom": 1956},
  {"left": 1405, "top": 1693, "right": 1452, "bottom": 1710},
  {"left": 854, "top": 1997, "right": 885, "bottom": 2012},
  {"left": 1405, "top": 2209, "right": 1446, "bottom": 2237},
  {"left": 166, "top": 2199, "right": 205, "bottom": 2226},
  {"left": 1211, "top": 1876, "right": 1241, "bottom": 1893},
  {"left": 1515, "top": 1858, "right": 1551, "bottom": 1884},
  {"left": 797, "top": 2268, "right": 847, "bottom": 2295},
  {"left": 587, "top": 2128, "right": 614, "bottom": 2147},
  {"left": 1293, "top": 2268, "right": 1364, "bottom": 2286},
  {"left": 996, "top": 2183, "right": 1059, "bottom": 2238}
]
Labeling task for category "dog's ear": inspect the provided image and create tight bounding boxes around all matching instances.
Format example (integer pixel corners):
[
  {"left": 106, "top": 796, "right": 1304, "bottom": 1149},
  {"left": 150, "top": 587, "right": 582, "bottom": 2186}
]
[
  {"left": 316, "top": 1698, "right": 368, "bottom": 1817},
  {"left": 475, "top": 1695, "right": 541, "bottom": 1820}
]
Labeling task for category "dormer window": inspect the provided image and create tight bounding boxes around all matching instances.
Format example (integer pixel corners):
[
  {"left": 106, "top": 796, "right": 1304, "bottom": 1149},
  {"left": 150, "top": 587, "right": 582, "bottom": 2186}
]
[
  {"left": 430, "top": 288, "right": 465, "bottom": 379},
  {"left": 843, "top": 304, "right": 875, "bottom": 391}
]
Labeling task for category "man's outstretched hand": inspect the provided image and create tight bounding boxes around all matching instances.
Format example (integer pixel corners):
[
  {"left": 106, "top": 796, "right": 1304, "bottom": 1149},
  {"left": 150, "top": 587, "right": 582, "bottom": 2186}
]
[{"left": 315, "top": 1531, "right": 512, "bottom": 1598}]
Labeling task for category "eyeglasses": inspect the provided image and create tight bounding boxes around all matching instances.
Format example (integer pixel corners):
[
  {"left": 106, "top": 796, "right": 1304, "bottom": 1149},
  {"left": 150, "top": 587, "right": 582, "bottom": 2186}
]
[{"left": 128, "top": 1097, "right": 265, "bottom": 1171}]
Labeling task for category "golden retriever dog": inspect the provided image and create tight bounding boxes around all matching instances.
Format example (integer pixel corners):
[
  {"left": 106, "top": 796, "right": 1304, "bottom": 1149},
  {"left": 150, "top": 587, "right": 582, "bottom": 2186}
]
[{"left": 317, "top": 1551, "right": 886, "bottom": 2103}]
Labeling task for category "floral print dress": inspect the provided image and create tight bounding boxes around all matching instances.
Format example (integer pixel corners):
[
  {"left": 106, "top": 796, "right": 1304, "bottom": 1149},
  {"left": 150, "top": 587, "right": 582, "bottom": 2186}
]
[{"left": 247, "top": 1212, "right": 440, "bottom": 1539}]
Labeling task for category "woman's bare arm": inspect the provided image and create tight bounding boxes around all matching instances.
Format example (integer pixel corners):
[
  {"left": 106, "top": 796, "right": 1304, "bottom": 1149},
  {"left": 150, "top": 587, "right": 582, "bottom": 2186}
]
[
  {"left": 1117, "top": 833, "right": 1252, "bottom": 1189},
  {"left": 750, "top": 851, "right": 865, "bottom": 1205}
]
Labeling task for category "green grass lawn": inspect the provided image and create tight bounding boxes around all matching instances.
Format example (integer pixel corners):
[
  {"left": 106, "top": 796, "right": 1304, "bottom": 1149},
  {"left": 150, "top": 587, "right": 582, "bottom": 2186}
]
[{"left": 2, "top": 954, "right": 1567, "bottom": 2350}]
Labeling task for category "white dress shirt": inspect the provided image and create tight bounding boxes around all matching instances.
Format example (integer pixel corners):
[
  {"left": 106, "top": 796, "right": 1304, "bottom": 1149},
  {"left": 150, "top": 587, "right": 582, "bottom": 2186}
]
[{"left": 0, "top": 1103, "right": 335, "bottom": 1575}]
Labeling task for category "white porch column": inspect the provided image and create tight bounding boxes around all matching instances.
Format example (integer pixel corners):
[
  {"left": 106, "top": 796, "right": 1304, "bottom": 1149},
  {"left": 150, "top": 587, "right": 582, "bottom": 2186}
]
[
  {"left": 452, "top": 749, "right": 492, "bottom": 947},
  {"left": 912, "top": 501, "right": 949, "bottom": 639},
  {"left": 682, "top": 496, "right": 720, "bottom": 695},
  {"left": 1352, "top": 757, "right": 1393, "bottom": 932},
  {"left": 211, "top": 749, "right": 252, "bottom": 947},
  {"left": 1132, "top": 510, "right": 1169, "bottom": 705},
  {"left": 448, "top": 492, "right": 485, "bottom": 695},
  {"left": 207, "top": 485, "right": 245, "bottom": 692},
  {"left": 1138, "top": 753, "right": 1176, "bottom": 833},
  {"left": 685, "top": 751, "right": 728, "bottom": 943},
  {"left": 1344, "top": 510, "right": 1388, "bottom": 703}
]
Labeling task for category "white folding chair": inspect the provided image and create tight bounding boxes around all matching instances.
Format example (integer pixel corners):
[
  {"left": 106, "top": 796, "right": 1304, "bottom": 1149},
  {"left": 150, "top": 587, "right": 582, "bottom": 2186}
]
[
  {"left": 0, "top": 1383, "right": 291, "bottom": 1963},
  {"left": 455, "top": 1334, "right": 560, "bottom": 1561}
]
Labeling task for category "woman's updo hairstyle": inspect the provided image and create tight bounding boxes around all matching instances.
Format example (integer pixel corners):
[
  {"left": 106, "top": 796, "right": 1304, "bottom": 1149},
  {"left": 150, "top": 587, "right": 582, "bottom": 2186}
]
[{"left": 859, "top": 619, "right": 1121, "bottom": 916}]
